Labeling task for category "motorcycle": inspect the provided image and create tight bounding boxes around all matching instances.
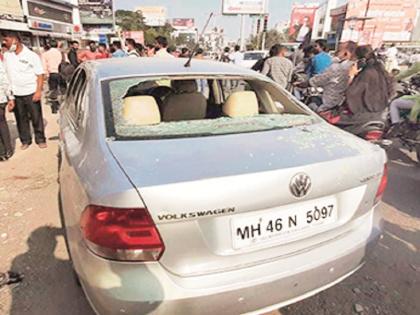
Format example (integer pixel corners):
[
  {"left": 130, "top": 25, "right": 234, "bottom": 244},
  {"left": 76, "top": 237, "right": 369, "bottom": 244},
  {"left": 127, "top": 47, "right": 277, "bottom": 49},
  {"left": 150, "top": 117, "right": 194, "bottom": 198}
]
[
  {"left": 319, "top": 107, "right": 388, "bottom": 143},
  {"left": 384, "top": 76, "right": 420, "bottom": 162}
]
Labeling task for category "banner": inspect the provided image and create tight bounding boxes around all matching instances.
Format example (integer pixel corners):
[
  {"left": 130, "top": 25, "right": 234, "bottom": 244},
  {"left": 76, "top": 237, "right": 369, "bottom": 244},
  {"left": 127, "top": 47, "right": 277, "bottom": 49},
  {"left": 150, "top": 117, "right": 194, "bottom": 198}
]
[
  {"left": 136, "top": 6, "right": 167, "bottom": 27},
  {"left": 289, "top": 4, "right": 319, "bottom": 42},
  {"left": 222, "top": 0, "right": 268, "bottom": 15},
  {"left": 79, "top": 0, "right": 114, "bottom": 25},
  {"left": 0, "top": 0, "right": 24, "bottom": 19},
  {"left": 342, "top": 0, "right": 418, "bottom": 47},
  {"left": 172, "top": 18, "right": 195, "bottom": 29}
]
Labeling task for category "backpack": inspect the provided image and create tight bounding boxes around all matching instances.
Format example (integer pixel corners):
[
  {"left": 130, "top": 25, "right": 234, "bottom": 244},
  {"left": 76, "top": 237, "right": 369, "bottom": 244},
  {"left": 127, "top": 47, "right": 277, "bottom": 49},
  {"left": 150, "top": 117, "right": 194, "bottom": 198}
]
[{"left": 59, "top": 52, "right": 75, "bottom": 82}]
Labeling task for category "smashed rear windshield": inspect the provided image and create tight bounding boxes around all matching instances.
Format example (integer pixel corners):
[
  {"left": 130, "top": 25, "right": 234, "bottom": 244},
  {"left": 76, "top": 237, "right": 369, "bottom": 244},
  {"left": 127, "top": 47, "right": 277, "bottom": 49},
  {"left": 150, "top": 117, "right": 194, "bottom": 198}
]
[{"left": 103, "top": 75, "right": 315, "bottom": 140}]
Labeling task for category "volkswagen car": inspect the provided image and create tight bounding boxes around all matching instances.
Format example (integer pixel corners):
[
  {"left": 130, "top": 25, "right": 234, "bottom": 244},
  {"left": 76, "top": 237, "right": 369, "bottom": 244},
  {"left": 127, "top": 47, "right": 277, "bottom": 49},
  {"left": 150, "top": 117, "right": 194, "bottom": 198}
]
[{"left": 58, "top": 58, "right": 387, "bottom": 315}]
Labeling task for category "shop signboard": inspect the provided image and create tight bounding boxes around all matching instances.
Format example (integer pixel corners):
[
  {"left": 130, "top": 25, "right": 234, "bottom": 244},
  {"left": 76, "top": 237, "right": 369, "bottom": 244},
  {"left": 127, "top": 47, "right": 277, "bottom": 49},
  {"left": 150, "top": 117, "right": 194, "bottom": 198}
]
[{"left": 27, "top": 1, "right": 73, "bottom": 24}]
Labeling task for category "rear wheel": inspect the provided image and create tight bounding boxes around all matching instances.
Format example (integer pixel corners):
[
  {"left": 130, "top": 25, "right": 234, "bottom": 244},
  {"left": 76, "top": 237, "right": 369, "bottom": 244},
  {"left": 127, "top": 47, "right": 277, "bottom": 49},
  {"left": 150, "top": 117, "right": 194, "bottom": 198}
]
[{"left": 58, "top": 190, "right": 81, "bottom": 287}]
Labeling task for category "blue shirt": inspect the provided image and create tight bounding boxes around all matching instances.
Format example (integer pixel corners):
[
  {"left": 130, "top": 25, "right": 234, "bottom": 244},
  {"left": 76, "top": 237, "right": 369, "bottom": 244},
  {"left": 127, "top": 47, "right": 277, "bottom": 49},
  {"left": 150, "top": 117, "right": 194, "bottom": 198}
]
[
  {"left": 112, "top": 49, "right": 127, "bottom": 58},
  {"left": 310, "top": 52, "right": 332, "bottom": 76}
]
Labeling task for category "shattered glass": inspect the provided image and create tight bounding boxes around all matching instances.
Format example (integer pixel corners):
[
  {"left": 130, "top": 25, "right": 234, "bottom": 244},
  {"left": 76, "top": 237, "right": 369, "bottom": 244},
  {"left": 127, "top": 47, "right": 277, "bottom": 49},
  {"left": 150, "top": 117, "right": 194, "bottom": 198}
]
[
  {"left": 115, "top": 114, "right": 314, "bottom": 139},
  {"left": 108, "top": 78, "right": 314, "bottom": 139}
]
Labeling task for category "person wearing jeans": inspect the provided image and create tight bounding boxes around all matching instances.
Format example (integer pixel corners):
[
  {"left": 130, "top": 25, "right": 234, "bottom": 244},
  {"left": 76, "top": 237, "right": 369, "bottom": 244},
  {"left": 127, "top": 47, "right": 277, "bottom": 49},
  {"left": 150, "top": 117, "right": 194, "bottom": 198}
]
[
  {"left": 0, "top": 60, "right": 14, "bottom": 160},
  {"left": 390, "top": 62, "right": 420, "bottom": 125},
  {"left": 2, "top": 31, "right": 46, "bottom": 150},
  {"left": 390, "top": 98, "right": 416, "bottom": 124}
]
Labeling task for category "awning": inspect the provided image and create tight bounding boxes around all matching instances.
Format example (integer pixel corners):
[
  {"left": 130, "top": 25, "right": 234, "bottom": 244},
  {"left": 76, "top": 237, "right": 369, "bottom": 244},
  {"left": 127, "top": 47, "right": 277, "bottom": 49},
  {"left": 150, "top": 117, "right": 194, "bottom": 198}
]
[
  {"left": 30, "top": 30, "right": 79, "bottom": 39},
  {"left": 0, "top": 20, "right": 30, "bottom": 32}
]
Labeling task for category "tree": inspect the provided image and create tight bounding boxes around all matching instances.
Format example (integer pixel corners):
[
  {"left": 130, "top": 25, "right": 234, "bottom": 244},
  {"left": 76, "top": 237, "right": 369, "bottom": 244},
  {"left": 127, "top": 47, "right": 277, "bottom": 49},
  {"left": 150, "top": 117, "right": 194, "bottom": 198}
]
[
  {"left": 249, "top": 28, "right": 290, "bottom": 50},
  {"left": 175, "top": 33, "right": 196, "bottom": 49},
  {"left": 116, "top": 11, "right": 175, "bottom": 46},
  {"left": 265, "top": 29, "right": 289, "bottom": 49},
  {"left": 115, "top": 10, "right": 146, "bottom": 31}
]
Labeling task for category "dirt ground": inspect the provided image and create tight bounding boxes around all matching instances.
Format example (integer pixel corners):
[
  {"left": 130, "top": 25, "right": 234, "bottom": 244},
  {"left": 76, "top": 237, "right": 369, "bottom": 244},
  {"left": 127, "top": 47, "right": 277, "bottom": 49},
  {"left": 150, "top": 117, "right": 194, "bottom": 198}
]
[{"left": 0, "top": 103, "right": 419, "bottom": 315}]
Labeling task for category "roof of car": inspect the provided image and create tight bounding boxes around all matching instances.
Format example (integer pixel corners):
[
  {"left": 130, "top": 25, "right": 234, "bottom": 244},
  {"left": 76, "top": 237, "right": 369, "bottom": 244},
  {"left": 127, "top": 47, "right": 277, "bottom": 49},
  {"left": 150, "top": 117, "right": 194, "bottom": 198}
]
[{"left": 86, "top": 57, "right": 260, "bottom": 80}]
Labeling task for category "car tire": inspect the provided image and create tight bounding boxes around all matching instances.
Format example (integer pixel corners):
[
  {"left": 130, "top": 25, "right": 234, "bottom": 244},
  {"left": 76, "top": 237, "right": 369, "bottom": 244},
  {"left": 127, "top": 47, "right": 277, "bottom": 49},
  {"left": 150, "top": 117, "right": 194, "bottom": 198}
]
[
  {"left": 58, "top": 190, "right": 81, "bottom": 287},
  {"left": 416, "top": 144, "right": 420, "bottom": 165}
]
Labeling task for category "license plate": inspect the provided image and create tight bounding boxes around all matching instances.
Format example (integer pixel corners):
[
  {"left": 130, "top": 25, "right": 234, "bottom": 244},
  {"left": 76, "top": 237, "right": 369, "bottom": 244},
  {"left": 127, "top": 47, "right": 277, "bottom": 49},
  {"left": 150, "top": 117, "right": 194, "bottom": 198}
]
[{"left": 231, "top": 197, "right": 338, "bottom": 249}]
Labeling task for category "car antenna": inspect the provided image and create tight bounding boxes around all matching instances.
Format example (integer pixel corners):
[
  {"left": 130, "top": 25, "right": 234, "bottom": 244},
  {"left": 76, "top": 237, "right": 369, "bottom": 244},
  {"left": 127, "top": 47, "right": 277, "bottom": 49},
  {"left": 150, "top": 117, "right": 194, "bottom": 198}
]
[{"left": 184, "top": 12, "right": 214, "bottom": 68}]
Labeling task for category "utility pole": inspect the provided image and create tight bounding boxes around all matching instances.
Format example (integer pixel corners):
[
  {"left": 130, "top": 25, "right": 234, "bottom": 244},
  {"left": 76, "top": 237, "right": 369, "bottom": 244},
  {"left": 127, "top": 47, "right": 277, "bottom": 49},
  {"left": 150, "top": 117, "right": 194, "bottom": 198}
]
[
  {"left": 261, "top": 14, "right": 268, "bottom": 50},
  {"left": 240, "top": 14, "right": 246, "bottom": 50}
]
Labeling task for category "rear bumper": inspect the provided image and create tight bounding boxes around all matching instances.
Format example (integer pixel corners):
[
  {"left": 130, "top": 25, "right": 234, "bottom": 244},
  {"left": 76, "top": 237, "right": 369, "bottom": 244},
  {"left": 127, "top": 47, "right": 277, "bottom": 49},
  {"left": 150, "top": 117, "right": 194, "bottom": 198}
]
[{"left": 72, "top": 209, "right": 382, "bottom": 315}]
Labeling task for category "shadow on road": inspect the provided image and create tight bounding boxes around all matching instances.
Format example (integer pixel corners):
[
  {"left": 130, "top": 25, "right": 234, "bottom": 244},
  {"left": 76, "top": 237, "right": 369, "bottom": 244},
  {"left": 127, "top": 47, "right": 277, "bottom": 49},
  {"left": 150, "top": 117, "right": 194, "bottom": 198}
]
[
  {"left": 8, "top": 226, "right": 94, "bottom": 315},
  {"left": 383, "top": 146, "right": 420, "bottom": 219}
]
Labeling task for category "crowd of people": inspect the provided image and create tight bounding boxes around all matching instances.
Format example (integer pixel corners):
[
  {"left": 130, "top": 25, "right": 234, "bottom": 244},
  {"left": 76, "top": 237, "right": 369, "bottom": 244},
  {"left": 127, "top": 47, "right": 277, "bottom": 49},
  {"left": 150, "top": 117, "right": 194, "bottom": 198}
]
[
  {"left": 249, "top": 39, "right": 419, "bottom": 131},
  {"left": 0, "top": 30, "right": 419, "bottom": 162}
]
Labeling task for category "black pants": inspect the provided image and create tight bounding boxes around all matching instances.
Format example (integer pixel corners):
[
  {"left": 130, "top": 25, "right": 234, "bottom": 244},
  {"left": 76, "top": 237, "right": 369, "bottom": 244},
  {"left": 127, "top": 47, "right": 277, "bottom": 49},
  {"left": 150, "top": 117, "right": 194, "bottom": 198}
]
[
  {"left": 0, "top": 103, "right": 12, "bottom": 156},
  {"left": 48, "top": 73, "right": 65, "bottom": 112},
  {"left": 14, "top": 94, "right": 46, "bottom": 145}
]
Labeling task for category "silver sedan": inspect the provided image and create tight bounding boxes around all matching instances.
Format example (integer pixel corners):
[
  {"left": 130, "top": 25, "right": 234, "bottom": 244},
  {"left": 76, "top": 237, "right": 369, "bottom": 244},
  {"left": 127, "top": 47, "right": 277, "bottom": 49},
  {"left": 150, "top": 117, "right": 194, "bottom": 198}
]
[{"left": 58, "top": 58, "right": 387, "bottom": 315}]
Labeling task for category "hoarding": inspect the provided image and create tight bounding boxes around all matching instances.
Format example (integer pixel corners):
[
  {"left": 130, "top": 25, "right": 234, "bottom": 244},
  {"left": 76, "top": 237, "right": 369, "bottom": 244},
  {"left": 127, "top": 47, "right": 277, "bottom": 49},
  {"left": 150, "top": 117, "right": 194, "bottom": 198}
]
[
  {"left": 289, "top": 4, "right": 319, "bottom": 42},
  {"left": 172, "top": 18, "right": 195, "bottom": 29},
  {"left": 27, "top": 1, "right": 73, "bottom": 24},
  {"left": 136, "top": 6, "right": 167, "bottom": 27},
  {"left": 79, "top": 0, "right": 114, "bottom": 25},
  {"left": 122, "top": 31, "right": 144, "bottom": 45},
  {"left": 222, "top": 0, "right": 268, "bottom": 15},
  {"left": 0, "top": 0, "right": 24, "bottom": 19},
  {"left": 341, "top": 0, "right": 418, "bottom": 47}
]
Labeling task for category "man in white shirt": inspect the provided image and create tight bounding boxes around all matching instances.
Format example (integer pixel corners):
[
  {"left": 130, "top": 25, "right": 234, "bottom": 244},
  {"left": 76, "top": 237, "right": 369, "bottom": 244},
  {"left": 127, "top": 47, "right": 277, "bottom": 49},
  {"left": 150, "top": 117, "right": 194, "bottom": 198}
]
[
  {"left": 154, "top": 36, "right": 174, "bottom": 59},
  {"left": 2, "top": 32, "right": 46, "bottom": 149},
  {"left": 229, "top": 45, "right": 243, "bottom": 65}
]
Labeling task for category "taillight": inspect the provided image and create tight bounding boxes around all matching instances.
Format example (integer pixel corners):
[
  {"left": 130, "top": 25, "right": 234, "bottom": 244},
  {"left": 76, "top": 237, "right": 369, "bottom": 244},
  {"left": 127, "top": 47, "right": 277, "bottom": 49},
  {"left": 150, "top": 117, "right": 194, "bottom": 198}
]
[
  {"left": 365, "top": 130, "right": 383, "bottom": 141},
  {"left": 80, "top": 206, "right": 164, "bottom": 261},
  {"left": 375, "top": 165, "right": 388, "bottom": 204}
]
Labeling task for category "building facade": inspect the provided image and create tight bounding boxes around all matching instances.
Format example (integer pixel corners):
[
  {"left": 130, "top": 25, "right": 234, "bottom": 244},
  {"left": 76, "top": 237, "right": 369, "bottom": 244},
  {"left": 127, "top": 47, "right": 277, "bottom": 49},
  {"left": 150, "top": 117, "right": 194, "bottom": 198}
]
[
  {"left": 23, "top": 0, "right": 82, "bottom": 48},
  {"left": 0, "top": 0, "right": 82, "bottom": 50},
  {"left": 78, "top": 0, "right": 115, "bottom": 44}
]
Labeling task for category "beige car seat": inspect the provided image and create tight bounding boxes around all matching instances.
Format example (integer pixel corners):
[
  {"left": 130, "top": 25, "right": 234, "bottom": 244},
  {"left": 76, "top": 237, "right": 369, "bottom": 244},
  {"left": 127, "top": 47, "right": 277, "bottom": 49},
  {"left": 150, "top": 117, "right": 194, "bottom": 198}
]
[
  {"left": 122, "top": 96, "right": 161, "bottom": 125},
  {"left": 161, "top": 80, "right": 207, "bottom": 122},
  {"left": 223, "top": 91, "right": 259, "bottom": 118}
]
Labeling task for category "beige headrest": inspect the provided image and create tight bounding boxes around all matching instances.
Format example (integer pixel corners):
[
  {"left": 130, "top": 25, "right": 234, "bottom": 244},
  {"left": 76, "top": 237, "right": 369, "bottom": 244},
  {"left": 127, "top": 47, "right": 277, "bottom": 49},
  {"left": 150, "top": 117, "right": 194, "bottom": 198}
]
[
  {"left": 223, "top": 91, "right": 259, "bottom": 118},
  {"left": 122, "top": 96, "right": 161, "bottom": 125}
]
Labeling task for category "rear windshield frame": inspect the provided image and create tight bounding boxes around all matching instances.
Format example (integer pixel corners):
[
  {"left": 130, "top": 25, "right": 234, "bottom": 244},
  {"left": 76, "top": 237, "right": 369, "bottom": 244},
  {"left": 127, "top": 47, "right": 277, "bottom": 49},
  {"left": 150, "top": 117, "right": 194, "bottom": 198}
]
[{"left": 101, "top": 74, "right": 315, "bottom": 141}]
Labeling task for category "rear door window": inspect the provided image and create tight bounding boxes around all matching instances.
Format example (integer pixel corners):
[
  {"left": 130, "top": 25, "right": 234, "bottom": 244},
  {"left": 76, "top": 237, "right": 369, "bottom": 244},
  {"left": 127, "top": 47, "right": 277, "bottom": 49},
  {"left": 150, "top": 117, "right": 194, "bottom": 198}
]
[{"left": 65, "top": 69, "right": 87, "bottom": 127}]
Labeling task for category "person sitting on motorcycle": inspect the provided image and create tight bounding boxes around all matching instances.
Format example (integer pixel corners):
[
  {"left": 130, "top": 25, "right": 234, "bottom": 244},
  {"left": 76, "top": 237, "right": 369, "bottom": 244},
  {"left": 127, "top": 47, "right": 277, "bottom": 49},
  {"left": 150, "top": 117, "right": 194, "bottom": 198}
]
[
  {"left": 345, "top": 45, "right": 395, "bottom": 118},
  {"left": 308, "top": 39, "right": 332, "bottom": 77},
  {"left": 295, "top": 41, "right": 357, "bottom": 112},
  {"left": 389, "top": 61, "right": 420, "bottom": 126}
]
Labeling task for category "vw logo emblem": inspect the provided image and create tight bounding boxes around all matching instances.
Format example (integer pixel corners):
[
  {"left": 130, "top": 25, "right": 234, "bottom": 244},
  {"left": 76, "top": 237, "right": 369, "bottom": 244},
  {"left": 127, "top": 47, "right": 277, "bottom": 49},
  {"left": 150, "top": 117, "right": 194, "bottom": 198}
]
[{"left": 290, "top": 173, "right": 312, "bottom": 198}]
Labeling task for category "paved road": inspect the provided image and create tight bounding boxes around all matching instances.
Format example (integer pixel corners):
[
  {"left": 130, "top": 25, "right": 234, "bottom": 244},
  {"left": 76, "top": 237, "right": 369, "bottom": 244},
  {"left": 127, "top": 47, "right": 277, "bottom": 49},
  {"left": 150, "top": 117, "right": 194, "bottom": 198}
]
[{"left": 0, "top": 104, "right": 419, "bottom": 315}]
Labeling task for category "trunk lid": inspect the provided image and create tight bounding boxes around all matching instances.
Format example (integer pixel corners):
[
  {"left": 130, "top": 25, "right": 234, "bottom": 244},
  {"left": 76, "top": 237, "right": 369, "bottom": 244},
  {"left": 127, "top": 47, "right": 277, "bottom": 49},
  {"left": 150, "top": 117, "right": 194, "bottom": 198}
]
[{"left": 107, "top": 122, "right": 386, "bottom": 276}]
